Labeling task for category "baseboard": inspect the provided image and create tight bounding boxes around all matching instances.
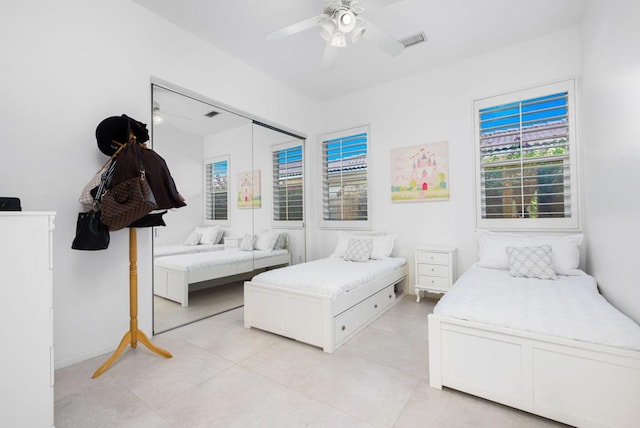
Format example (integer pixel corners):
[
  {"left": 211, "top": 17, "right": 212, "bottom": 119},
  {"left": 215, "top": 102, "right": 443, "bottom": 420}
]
[{"left": 54, "top": 342, "right": 121, "bottom": 370}]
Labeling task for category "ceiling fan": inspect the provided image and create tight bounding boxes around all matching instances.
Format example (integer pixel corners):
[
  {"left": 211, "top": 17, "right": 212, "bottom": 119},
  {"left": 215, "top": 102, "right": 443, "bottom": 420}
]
[
  {"left": 266, "top": 0, "right": 404, "bottom": 69},
  {"left": 152, "top": 101, "right": 193, "bottom": 124}
]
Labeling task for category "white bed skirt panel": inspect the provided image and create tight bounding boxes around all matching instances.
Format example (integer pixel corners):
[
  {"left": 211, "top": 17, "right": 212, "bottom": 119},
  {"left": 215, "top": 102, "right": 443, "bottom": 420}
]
[{"left": 428, "top": 314, "right": 640, "bottom": 428}]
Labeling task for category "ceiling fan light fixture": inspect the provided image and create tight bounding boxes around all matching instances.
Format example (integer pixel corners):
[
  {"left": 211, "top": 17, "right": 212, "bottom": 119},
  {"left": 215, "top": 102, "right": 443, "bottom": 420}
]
[
  {"left": 318, "top": 17, "right": 335, "bottom": 42},
  {"left": 336, "top": 9, "right": 356, "bottom": 33},
  {"left": 330, "top": 30, "right": 346, "bottom": 47}
]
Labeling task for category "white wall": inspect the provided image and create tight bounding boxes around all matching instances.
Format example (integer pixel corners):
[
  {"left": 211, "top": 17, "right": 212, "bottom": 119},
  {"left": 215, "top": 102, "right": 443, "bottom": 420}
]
[
  {"left": 312, "top": 28, "right": 582, "bottom": 289},
  {"left": 153, "top": 125, "right": 204, "bottom": 245},
  {"left": 581, "top": 0, "right": 640, "bottom": 323},
  {"left": 0, "top": 0, "right": 316, "bottom": 368},
  {"left": 204, "top": 123, "right": 254, "bottom": 237}
]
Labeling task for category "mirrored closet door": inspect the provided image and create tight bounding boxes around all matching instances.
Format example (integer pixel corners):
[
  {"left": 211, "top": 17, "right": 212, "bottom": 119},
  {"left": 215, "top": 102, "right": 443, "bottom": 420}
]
[{"left": 151, "top": 83, "right": 306, "bottom": 333}]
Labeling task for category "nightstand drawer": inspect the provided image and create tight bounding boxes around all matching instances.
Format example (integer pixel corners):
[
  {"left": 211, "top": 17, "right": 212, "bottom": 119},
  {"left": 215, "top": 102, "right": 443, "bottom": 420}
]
[
  {"left": 417, "top": 275, "right": 449, "bottom": 289},
  {"left": 416, "top": 251, "right": 449, "bottom": 265},
  {"left": 417, "top": 263, "right": 449, "bottom": 277}
]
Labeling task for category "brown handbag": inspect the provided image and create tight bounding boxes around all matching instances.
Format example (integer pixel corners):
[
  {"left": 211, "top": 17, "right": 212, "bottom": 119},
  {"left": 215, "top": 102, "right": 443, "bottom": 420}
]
[{"left": 100, "top": 143, "right": 158, "bottom": 231}]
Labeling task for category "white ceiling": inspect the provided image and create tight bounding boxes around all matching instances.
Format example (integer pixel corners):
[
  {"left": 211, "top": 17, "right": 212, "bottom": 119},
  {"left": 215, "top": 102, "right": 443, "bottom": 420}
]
[
  {"left": 134, "top": 0, "right": 587, "bottom": 102},
  {"left": 153, "top": 85, "right": 251, "bottom": 137}
]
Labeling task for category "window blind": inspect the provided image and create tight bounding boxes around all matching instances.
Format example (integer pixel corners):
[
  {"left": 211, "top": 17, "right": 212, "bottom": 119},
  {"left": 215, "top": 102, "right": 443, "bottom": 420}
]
[
  {"left": 272, "top": 144, "right": 303, "bottom": 221},
  {"left": 322, "top": 132, "right": 368, "bottom": 221},
  {"left": 205, "top": 158, "right": 228, "bottom": 221},
  {"left": 479, "top": 92, "right": 571, "bottom": 220}
]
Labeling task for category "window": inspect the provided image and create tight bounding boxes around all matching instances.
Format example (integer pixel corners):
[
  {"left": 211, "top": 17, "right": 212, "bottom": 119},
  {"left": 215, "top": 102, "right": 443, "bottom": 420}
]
[
  {"left": 272, "top": 142, "right": 304, "bottom": 226},
  {"left": 204, "top": 156, "right": 229, "bottom": 222},
  {"left": 474, "top": 79, "right": 579, "bottom": 230},
  {"left": 321, "top": 126, "right": 369, "bottom": 229}
]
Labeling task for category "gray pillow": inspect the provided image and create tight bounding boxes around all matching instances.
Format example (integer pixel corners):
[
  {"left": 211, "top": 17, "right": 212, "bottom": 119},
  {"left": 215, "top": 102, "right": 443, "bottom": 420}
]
[
  {"left": 507, "top": 245, "right": 556, "bottom": 280},
  {"left": 344, "top": 238, "right": 373, "bottom": 263}
]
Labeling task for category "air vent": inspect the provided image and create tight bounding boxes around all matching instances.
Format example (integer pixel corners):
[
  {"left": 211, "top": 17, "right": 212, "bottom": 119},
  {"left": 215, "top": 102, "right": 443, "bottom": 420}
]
[
  {"left": 400, "top": 32, "right": 427, "bottom": 48},
  {"left": 204, "top": 110, "right": 219, "bottom": 118}
]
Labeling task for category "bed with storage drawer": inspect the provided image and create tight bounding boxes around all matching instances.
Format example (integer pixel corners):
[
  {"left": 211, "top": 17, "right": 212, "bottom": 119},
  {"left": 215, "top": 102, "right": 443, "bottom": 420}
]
[
  {"left": 428, "top": 231, "right": 640, "bottom": 428},
  {"left": 244, "top": 232, "right": 407, "bottom": 352},
  {"left": 154, "top": 230, "right": 289, "bottom": 307}
]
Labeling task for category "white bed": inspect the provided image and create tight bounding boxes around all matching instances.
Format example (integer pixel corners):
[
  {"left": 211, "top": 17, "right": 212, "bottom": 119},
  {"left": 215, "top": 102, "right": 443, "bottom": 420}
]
[
  {"left": 154, "top": 249, "right": 290, "bottom": 307},
  {"left": 244, "top": 256, "right": 408, "bottom": 353},
  {"left": 428, "top": 264, "right": 640, "bottom": 428}
]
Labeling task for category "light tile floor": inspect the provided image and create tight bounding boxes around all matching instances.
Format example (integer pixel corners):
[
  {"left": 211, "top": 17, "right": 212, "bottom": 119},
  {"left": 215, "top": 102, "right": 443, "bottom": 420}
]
[{"left": 55, "top": 295, "right": 567, "bottom": 428}]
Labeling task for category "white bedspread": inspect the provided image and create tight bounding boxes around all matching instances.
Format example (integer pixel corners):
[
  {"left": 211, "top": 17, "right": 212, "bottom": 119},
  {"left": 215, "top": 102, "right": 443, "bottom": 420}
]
[
  {"left": 154, "top": 244, "right": 224, "bottom": 257},
  {"left": 250, "top": 256, "right": 407, "bottom": 297},
  {"left": 434, "top": 264, "right": 640, "bottom": 350},
  {"left": 155, "top": 249, "right": 288, "bottom": 271}
]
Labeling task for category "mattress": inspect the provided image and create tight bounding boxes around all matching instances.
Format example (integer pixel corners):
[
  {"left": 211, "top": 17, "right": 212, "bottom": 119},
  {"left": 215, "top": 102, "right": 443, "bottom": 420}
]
[
  {"left": 434, "top": 264, "right": 640, "bottom": 350},
  {"left": 154, "top": 243, "right": 224, "bottom": 257},
  {"left": 154, "top": 249, "right": 288, "bottom": 272},
  {"left": 250, "top": 256, "right": 407, "bottom": 298}
]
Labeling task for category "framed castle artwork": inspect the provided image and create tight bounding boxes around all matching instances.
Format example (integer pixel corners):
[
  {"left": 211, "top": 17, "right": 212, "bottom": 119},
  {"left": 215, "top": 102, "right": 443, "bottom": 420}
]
[
  {"left": 390, "top": 141, "right": 449, "bottom": 202},
  {"left": 237, "top": 170, "right": 261, "bottom": 208}
]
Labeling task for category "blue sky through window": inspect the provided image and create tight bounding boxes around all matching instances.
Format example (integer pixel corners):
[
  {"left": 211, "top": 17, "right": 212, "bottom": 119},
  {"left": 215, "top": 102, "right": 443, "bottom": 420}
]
[
  {"left": 480, "top": 93, "right": 568, "bottom": 133},
  {"left": 325, "top": 133, "right": 367, "bottom": 161}
]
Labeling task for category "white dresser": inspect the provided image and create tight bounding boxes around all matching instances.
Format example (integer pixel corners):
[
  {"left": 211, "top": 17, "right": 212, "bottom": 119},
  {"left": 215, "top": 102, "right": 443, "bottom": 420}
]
[
  {"left": 414, "top": 246, "right": 456, "bottom": 302},
  {"left": 0, "top": 212, "right": 55, "bottom": 427}
]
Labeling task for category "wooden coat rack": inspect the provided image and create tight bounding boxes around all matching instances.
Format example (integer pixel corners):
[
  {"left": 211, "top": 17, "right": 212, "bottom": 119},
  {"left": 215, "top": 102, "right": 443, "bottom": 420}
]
[
  {"left": 92, "top": 136, "right": 172, "bottom": 379},
  {"left": 92, "top": 228, "right": 172, "bottom": 378}
]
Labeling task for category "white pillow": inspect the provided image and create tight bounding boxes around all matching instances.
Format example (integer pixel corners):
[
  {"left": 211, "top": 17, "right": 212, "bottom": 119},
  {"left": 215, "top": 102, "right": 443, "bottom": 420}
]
[
  {"left": 239, "top": 234, "right": 254, "bottom": 251},
  {"left": 255, "top": 231, "right": 279, "bottom": 251},
  {"left": 477, "top": 230, "right": 583, "bottom": 275},
  {"left": 507, "top": 245, "right": 556, "bottom": 280},
  {"left": 344, "top": 238, "right": 373, "bottom": 263},
  {"left": 274, "top": 233, "right": 288, "bottom": 250},
  {"left": 183, "top": 231, "right": 201, "bottom": 246},
  {"left": 195, "top": 226, "right": 220, "bottom": 245},
  {"left": 331, "top": 231, "right": 396, "bottom": 260}
]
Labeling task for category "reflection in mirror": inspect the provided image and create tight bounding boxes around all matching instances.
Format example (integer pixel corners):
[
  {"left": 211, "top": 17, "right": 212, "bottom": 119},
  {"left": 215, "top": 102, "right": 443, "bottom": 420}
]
[
  {"left": 252, "top": 123, "right": 306, "bottom": 266},
  {"left": 151, "top": 84, "right": 306, "bottom": 334}
]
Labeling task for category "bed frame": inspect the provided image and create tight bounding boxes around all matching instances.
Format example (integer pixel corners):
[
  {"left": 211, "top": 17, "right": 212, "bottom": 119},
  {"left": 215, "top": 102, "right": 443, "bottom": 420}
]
[
  {"left": 244, "top": 264, "right": 408, "bottom": 353},
  {"left": 154, "top": 251, "right": 291, "bottom": 307},
  {"left": 428, "top": 314, "right": 640, "bottom": 428}
]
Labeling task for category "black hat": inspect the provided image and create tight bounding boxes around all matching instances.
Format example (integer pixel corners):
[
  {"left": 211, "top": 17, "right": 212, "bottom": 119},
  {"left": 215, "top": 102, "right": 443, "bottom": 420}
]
[{"left": 95, "top": 114, "right": 149, "bottom": 156}]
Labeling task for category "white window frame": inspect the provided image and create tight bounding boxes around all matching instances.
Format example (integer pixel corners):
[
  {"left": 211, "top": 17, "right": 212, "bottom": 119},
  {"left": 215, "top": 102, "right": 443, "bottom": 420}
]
[
  {"left": 203, "top": 154, "right": 230, "bottom": 225},
  {"left": 319, "top": 125, "right": 371, "bottom": 230},
  {"left": 474, "top": 79, "right": 580, "bottom": 231},
  {"left": 271, "top": 140, "right": 304, "bottom": 229}
]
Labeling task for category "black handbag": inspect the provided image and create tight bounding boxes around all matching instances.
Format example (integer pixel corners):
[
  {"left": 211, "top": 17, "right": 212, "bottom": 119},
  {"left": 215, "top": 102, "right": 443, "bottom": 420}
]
[{"left": 71, "top": 209, "right": 110, "bottom": 250}]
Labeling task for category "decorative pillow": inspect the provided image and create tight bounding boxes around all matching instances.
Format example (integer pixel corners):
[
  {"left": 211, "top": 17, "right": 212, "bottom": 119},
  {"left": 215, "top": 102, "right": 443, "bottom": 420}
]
[
  {"left": 274, "top": 233, "right": 288, "bottom": 250},
  {"left": 196, "top": 226, "right": 220, "bottom": 245},
  {"left": 477, "top": 230, "right": 583, "bottom": 275},
  {"left": 183, "top": 231, "right": 201, "bottom": 246},
  {"left": 344, "top": 238, "right": 373, "bottom": 263},
  {"left": 239, "top": 234, "right": 254, "bottom": 251},
  {"left": 507, "top": 245, "right": 557, "bottom": 280},
  {"left": 213, "top": 229, "right": 225, "bottom": 245},
  {"left": 331, "top": 231, "right": 396, "bottom": 260},
  {"left": 255, "top": 231, "right": 279, "bottom": 251}
]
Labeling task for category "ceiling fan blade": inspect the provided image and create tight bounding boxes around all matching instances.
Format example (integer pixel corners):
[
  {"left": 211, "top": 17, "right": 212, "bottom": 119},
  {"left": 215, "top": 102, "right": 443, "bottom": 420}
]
[
  {"left": 266, "top": 14, "right": 328, "bottom": 41},
  {"left": 322, "top": 45, "right": 340, "bottom": 70},
  {"left": 363, "top": 20, "right": 404, "bottom": 56}
]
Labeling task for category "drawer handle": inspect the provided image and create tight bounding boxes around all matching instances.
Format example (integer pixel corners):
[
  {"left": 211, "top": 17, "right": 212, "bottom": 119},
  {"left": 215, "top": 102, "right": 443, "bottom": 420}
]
[
  {"left": 374, "top": 304, "right": 378, "bottom": 309},
  {"left": 341, "top": 325, "right": 346, "bottom": 331},
  {"left": 388, "top": 294, "right": 392, "bottom": 299}
]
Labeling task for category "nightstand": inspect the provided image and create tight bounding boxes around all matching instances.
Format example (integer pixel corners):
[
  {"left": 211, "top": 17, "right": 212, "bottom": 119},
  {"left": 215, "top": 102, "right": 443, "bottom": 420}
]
[
  {"left": 224, "top": 236, "right": 243, "bottom": 249},
  {"left": 414, "top": 246, "right": 456, "bottom": 302}
]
